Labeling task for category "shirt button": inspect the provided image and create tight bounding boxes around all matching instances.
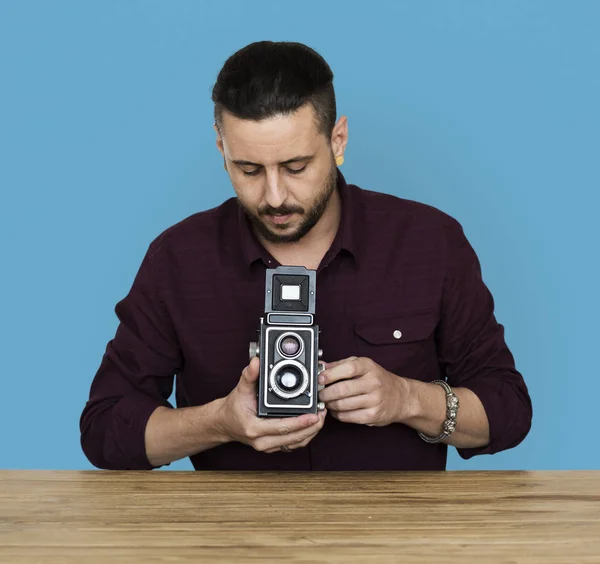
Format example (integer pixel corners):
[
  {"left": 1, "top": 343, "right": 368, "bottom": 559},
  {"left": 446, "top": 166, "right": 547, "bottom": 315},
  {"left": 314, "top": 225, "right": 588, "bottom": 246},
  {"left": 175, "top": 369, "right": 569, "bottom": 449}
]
[{"left": 393, "top": 330, "right": 402, "bottom": 340}]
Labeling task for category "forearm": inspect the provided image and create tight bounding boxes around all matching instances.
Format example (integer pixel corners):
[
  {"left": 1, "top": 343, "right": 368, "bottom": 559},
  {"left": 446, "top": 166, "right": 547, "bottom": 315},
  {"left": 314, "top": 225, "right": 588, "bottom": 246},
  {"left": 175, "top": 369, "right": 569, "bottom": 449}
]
[
  {"left": 144, "top": 398, "right": 229, "bottom": 467},
  {"left": 400, "top": 378, "right": 490, "bottom": 449}
]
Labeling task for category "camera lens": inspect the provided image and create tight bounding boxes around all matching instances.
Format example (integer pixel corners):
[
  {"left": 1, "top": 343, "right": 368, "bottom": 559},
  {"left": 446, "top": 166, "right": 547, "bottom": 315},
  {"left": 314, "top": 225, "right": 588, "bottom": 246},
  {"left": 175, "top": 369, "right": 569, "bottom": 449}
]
[
  {"left": 276, "top": 365, "right": 303, "bottom": 392},
  {"left": 280, "top": 335, "right": 301, "bottom": 357},
  {"left": 269, "top": 359, "right": 310, "bottom": 399}
]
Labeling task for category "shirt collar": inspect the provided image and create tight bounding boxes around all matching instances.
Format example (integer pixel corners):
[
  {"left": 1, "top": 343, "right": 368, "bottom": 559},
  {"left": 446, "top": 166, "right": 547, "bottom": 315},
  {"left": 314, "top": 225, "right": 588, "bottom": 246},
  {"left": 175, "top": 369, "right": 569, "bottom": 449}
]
[
  {"left": 237, "top": 169, "right": 361, "bottom": 269},
  {"left": 334, "top": 169, "right": 360, "bottom": 263}
]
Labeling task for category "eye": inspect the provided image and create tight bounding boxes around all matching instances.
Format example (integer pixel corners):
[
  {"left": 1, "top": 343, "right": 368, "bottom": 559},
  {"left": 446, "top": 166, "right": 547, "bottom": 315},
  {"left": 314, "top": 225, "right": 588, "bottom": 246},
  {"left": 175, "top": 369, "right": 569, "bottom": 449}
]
[
  {"left": 287, "top": 166, "right": 306, "bottom": 175},
  {"left": 241, "top": 168, "right": 261, "bottom": 177}
]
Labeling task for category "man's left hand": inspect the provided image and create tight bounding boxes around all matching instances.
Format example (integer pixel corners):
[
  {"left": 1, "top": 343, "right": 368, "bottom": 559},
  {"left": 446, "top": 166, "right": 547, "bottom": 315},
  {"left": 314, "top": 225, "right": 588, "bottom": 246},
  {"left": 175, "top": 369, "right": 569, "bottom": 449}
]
[{"left": 318, "top": 356, "right": 411, "bottom": 427}]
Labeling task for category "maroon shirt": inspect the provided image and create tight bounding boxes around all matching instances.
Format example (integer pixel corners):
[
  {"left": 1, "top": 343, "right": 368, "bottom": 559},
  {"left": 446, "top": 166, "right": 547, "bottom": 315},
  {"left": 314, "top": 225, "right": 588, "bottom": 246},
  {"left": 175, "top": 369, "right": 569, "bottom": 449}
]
[{"left": 80, "top": 171, "right": 532, "bottom": 470}]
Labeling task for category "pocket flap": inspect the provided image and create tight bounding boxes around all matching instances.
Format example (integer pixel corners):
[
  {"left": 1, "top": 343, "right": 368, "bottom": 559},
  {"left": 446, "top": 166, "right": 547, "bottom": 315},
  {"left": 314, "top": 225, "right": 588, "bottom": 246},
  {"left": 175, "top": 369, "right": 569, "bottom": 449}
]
[{"left": 354, "top": 309, "right": 437, "bottom": 345}]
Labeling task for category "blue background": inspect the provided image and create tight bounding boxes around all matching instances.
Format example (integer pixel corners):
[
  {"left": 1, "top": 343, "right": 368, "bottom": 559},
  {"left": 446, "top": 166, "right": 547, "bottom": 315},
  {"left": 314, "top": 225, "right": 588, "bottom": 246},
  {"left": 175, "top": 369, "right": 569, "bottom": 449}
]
[{"left": 1, "top": 1, "right": 598, "bottom": 471}]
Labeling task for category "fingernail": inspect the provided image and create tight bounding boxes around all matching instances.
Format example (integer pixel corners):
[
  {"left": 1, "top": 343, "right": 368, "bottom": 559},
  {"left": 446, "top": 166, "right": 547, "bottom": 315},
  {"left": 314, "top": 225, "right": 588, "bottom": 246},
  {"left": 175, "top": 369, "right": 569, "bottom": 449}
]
[{"left": 318, "top": 375, "right": 325, "bottom": 384}]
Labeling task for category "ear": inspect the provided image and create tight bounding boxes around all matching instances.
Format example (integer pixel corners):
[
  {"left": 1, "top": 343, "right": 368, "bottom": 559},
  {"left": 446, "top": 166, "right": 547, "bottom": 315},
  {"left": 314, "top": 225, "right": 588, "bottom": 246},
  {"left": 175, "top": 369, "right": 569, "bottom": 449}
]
[
  {"left": 214, "top": 123, "right": 225, "bottom": 157},
  {"left": 331, "top": 116, "right": 348, "bottom": 160}
]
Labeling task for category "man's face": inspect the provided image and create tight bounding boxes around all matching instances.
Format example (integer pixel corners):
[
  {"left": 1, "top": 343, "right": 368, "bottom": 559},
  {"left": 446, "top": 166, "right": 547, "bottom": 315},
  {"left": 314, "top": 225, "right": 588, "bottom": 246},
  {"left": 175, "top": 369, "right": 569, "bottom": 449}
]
[{"left": 216, "top": 104, "right": 340, "bottom": 244}]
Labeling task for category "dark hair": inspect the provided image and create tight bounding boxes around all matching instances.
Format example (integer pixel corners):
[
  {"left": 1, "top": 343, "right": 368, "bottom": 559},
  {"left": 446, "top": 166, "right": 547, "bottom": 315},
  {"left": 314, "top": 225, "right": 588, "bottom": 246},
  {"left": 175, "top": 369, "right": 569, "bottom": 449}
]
[{"left": 212, "top": 41, "right": 336, "bottom": 138}]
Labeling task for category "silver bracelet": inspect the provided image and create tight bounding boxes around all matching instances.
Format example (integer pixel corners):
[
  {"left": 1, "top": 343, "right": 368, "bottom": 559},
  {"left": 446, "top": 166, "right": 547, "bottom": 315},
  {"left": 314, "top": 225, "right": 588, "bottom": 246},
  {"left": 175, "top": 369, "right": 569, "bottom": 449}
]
[{"left": 418, "top": 380, "right": 459, "bottom": 444}]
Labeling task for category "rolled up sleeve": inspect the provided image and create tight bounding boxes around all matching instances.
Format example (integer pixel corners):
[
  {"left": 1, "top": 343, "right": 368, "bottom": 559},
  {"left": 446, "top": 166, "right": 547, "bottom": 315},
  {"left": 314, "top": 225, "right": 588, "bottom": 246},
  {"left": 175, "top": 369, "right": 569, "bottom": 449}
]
[
  {"left": 436, "top": 218, "right": 533, "bottom": 459},
  {"left": 80, "top": 240, "right": 182, "bottom": 470}
]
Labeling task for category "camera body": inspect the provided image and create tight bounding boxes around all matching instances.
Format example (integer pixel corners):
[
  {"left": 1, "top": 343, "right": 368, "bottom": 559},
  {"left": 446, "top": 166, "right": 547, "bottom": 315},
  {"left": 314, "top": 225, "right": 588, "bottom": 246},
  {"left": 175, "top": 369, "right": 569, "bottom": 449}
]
[{"left": 250, "top": 266, "right": 325, "bottom": 417}]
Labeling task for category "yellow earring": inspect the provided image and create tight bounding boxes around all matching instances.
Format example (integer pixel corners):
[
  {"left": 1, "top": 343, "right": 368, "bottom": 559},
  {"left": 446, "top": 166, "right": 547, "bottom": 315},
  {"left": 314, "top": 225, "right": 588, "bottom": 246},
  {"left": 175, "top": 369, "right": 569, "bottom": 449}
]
[{"left": 336, "top": 155, "right": 344, "bottom": 166}]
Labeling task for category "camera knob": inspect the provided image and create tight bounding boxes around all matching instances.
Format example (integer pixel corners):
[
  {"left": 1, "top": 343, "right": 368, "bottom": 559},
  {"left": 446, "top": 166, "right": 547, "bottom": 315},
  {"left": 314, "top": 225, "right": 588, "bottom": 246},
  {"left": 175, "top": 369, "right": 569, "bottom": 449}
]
[
  {"left": 317, "top": 362, "right": 326, "bottom": 391},
  {"left": 318, "top": 348, "right": 323, "bottom": 358},
  {"left": 317, "top": 402, "right": 325, "bottom": 411},
  {"left": 249, "top": 342, "right": 260, "bottom": 359}
]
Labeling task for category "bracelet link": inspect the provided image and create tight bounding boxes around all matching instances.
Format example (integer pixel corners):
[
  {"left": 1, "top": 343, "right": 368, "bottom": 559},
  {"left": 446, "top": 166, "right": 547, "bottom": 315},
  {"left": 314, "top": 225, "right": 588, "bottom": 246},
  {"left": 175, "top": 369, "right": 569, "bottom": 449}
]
[{"left": 418, "top": 380, "right": 459, "bottom": 444}]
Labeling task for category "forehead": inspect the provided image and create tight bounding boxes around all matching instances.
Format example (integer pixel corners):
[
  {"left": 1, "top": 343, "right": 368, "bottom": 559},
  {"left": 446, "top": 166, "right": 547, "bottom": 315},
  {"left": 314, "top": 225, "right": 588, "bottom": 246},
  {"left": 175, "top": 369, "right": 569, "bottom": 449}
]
[{"left": 220, "top": 104, "right": 325, "bottom": 163}]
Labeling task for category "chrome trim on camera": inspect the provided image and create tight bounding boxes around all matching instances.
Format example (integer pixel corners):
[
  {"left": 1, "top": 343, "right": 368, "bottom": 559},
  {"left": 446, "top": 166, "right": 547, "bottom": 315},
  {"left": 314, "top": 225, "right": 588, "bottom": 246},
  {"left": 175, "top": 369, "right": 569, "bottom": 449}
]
[
  {"left": 249, "top": 341, "right": 260, "bottom": 359},
  {"left": 275, "top": 331, "right": 304, "bottom": 360},
  {"left": 268, "top": 359, "right": 310, "bottom": 399},
  {"left": 267, "top": 313, "right": 314, "bottom": 326},
  {"left": 263, "top": 325, "right": 315, "bottom": 410}
]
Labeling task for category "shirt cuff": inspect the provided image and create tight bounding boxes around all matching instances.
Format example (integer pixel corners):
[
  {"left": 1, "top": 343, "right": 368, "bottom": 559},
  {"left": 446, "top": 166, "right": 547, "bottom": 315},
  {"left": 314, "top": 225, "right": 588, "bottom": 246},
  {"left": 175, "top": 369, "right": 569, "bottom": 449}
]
[
  {"left": 112, "top": 393, "right": 173, "bottom": 470},
  {"left": 454, "top": 379, "right": 500, "bottom": 459}
]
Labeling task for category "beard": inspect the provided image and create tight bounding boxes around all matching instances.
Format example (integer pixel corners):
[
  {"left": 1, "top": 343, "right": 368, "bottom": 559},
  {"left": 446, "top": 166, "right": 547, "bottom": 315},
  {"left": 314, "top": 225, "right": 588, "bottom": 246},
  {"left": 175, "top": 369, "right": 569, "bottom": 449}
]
[{"left": 238, "top": 162, "right": 338, "bottom": 244}]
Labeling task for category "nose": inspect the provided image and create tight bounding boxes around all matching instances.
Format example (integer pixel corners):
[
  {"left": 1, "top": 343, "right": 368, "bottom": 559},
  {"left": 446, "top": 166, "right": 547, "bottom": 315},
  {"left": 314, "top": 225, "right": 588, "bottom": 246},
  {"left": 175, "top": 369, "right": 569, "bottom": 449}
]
[{"left": 263, "top": 168, "right": 288, "bottom": 209}]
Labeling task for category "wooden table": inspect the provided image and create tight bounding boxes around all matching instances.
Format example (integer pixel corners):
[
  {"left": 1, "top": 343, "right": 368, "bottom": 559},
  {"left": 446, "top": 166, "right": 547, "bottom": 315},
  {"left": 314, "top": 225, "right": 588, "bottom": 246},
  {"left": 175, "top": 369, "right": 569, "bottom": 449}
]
[{"left": 1, "top": 470, "right": 599, "bottom": 563}]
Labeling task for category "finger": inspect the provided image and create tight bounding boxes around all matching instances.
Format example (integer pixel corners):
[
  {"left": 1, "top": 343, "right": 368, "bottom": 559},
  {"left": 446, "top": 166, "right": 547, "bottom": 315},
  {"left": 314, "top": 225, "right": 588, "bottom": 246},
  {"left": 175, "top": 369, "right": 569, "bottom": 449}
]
[
  {"left": 239, "top": 357, "right": 261, "bottom": 392},
  {"left": 294, "top": 427, "right": 321, "bottom": 447},
  {"left": 260, "top": 423, "right": 321, "bottom": 453},
  {"left": 319, "top": 357, "right": 371, "bottom": 386},
  {"left": 264, "top": 428, "right": 320, "bottom": 454},
  {"left": 332, "top": 407, "right": 377, "bottom": 426},
  {"left": 321, "top": 356, "right": 358, "bottom": 371},
  {"left": 260, "top": 410, "right": 326, "bottom": 453},
  {"left": 318, "top": 377, "right": 372, "bottom": 403},
  {"left": 291, "top": 410, "right": 328, "bottom": 448},
  {"left": 257, "top": 412, "right": 319, "bottom": 437},
  {"left": 285, "top": 410, "right": 327, "bottom": 445},
  {"left": 326, "top": 394, "right": 371, "bottom": 413},
  {"left": 265, "top": 421, "right": 323, "bottom": 453}
]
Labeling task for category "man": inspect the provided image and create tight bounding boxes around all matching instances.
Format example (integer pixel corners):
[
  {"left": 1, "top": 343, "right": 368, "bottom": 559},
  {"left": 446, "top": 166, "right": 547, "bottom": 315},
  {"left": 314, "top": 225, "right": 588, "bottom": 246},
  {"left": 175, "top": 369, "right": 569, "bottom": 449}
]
[{"left": 80, "top": 41, "right": 532, "bottom": 471}]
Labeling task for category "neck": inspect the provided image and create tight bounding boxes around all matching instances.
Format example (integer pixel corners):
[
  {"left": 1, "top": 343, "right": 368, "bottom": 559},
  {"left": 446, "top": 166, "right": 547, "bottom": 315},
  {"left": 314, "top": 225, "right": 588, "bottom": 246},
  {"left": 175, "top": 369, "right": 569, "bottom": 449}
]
[{"left": 256, "top": 188, "right": 342, "bottom": 270}]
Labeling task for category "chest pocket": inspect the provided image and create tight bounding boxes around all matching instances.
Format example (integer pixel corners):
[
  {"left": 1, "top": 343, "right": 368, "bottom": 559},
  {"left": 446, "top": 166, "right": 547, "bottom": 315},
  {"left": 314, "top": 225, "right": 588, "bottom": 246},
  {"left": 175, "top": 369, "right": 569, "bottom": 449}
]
[{"left": 353, "top": 309, "right": 438, "bottom": 374}]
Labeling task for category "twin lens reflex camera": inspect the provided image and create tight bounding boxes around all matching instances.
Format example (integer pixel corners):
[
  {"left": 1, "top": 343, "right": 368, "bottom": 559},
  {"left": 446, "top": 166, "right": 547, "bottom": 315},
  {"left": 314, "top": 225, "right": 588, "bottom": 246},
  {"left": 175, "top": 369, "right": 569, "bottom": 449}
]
[{"left": 249, "top": 266, "right": 325, "bottom": 417}]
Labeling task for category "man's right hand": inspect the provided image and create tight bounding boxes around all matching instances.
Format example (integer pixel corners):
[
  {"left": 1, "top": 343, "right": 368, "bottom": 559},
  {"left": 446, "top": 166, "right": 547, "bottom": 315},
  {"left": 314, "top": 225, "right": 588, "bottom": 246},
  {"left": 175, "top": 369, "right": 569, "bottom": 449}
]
[{"left": 216, "top": 357, "right": 326, "bottom": 454}]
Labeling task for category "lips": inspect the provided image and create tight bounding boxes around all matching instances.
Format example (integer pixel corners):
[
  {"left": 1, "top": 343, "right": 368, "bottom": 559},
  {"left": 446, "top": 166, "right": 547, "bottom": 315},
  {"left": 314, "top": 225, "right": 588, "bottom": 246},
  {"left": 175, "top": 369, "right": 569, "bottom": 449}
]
[{"left": 269, "top": 214, "right": 293, "bottom": 225}]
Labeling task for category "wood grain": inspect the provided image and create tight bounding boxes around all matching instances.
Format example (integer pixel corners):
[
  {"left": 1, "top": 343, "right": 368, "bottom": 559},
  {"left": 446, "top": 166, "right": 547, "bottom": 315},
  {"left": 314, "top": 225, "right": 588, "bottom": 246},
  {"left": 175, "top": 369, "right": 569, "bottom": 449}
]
[{"left": 0, "top": 470, "right": 599, "bottom": 563}]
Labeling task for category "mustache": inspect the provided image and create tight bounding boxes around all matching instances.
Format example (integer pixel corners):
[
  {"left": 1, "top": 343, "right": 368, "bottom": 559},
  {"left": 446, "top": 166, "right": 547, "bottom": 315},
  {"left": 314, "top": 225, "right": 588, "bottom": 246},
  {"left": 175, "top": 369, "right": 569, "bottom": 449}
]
[{"left": 258, "top": 204, "right": 304, "bottom": 216}]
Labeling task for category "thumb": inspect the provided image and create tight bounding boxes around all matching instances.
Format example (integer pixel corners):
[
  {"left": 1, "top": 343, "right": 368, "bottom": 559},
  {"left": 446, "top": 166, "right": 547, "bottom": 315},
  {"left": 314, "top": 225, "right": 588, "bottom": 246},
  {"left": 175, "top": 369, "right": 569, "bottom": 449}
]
[{"left": 239, "top": 356, "right": 260, "bottom": 390}]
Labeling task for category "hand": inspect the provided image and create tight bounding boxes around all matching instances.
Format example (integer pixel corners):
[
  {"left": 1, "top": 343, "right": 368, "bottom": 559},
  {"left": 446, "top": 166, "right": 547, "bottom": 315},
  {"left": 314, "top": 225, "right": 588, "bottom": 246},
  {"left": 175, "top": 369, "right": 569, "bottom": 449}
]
[
  {"left": 217, "top": 357, "right": 327, "bottom": 453},
  {"left": 318, "top": 356, "right": 409, "bottom": 427}
]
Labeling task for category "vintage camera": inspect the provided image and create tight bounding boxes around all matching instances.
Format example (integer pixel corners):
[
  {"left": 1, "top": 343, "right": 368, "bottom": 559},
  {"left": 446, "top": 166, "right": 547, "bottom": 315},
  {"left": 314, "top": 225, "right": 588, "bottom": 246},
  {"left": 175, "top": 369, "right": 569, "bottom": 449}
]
[{"left": 250, "top": 266, "right": 325, "bottom": 417}]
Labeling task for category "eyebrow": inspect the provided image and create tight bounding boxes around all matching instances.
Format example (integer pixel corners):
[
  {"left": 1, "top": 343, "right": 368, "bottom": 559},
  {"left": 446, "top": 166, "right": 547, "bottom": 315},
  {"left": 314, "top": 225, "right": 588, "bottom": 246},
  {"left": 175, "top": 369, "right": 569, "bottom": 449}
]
[{"left": 231, "top": 155, "right": 314, "bottom": 167}]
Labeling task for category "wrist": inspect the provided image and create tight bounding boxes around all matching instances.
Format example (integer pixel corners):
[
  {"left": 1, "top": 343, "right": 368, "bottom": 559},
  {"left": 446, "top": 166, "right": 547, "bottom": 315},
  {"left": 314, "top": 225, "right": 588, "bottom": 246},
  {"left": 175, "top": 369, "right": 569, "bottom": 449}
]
[
  {"left": 202, "top": 397, "right": 232, "bottom": 445},
  {"left": 395, "top": 376, "right": 424, "bottom": 425}
]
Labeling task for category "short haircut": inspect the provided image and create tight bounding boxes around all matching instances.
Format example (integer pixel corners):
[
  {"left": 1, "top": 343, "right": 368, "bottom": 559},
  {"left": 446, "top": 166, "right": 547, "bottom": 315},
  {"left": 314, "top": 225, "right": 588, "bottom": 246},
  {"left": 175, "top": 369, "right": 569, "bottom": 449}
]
[{"left": 212, "top": 41, "right": 336, "bottom": 138}]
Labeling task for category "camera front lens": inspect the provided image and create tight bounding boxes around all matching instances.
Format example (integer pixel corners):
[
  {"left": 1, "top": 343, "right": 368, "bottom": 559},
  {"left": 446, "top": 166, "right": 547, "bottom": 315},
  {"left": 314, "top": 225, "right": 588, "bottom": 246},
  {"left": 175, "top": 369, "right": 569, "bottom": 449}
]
[
  {"left": 269, "top": 359, "right": 310, "bottom": 399},
  {"left": 279, "top": 335, "right": 301, "bottom": 357},
  {"left": 276, "top": 365, "right": 302, "bottom": 392}
]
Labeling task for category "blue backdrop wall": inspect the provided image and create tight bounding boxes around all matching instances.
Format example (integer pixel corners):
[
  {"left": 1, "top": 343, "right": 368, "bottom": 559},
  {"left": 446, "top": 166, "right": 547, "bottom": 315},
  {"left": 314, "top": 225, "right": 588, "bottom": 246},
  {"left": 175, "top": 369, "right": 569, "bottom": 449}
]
[{"left": 1, "top": 0, "right": 598, "bottom": 471}]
